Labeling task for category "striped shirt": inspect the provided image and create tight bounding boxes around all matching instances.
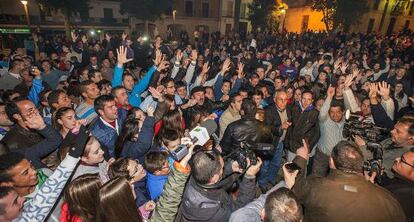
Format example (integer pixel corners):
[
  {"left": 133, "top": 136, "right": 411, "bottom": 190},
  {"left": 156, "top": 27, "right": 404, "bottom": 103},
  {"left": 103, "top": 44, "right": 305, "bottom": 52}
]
[
  {"left": 317, "top": 97, "right": 345, "bottom": 156},
  {"left": 75, "top": 102, "right": 97, "bottom": 125}
]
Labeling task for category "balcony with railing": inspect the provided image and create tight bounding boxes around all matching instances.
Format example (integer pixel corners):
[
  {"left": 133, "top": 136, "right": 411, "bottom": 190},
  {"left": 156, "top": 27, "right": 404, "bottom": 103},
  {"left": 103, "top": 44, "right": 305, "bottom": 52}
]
[{"left": 0, "top": 14, "right": 128, "bottom": 27}]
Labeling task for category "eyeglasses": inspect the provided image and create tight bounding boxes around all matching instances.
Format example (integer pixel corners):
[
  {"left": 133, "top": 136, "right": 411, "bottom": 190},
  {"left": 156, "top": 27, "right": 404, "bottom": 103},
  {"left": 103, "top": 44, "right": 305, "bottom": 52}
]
[
  {"left": 128, "top": 160, "right": 142, "bottom": 180},
  {"left": 400, "top": 155, "right": 414, "bottom": 169}
]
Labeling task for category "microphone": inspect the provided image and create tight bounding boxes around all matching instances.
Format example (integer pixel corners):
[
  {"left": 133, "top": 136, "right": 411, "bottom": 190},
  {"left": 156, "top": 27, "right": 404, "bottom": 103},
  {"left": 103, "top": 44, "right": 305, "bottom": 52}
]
[
  {"left": 171, "top": 119, "right": 218, "bottom": 161},
  {"left": 189, "top": 119, "right": 217, "bottom": 146}
]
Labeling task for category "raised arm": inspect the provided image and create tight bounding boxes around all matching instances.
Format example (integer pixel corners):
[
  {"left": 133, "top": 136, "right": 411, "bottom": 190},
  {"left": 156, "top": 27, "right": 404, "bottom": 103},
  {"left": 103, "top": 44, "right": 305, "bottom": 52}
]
[
  {"left": 17, "top": 127, "right": 89, "bottom": 222},
  {"left": 112, "top": 45, "right": 133, "bottom": 87}
]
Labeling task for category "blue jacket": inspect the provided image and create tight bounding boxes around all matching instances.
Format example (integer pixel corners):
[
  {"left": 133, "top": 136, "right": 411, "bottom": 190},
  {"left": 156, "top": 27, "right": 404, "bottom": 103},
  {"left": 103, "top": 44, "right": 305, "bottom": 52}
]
[
  {"left": 90, "top": 108, "right": 128, "bottom": 158},
  {"left": 147, "top": 172, "right": 168, "bottom": 201},
  {"left": 121, "top": 116, "right": 155, "bottom": 163},
  {"left": 213, "top": 75, "right": 242, "bottom": 102},
  {"left": 112, "top": 65, "right": 157, "bottom": 107},
  {"left": 133, "top": 176, "right": 151, "bottom": 207}
]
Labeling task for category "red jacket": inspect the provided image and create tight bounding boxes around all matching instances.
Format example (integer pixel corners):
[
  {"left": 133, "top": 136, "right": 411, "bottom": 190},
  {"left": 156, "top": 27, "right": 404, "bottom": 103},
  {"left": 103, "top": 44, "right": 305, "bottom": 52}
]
[{"left": 60, "top": 202, "right": 82, "bottom": 222}]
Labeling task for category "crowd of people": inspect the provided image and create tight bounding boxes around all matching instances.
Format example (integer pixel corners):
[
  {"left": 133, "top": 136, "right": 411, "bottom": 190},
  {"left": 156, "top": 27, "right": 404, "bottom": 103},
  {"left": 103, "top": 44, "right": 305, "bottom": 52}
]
[{"left": 0, "top": 27, "right": 413, "bottom": 222}]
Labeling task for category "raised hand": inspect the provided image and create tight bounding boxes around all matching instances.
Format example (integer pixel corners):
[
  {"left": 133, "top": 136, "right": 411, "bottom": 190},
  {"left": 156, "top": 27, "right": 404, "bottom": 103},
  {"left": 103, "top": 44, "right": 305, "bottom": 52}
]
[
  {"left": 116, "top": 45, "right": 133, "bottom": 67},
  {"left": 157, "top": 60, "right": 170, "bottom": 71},
  {"left": 81, "top": 35, "right": 88, "bottom": 44},
  {"left": 237, "top": 62, "right": 245, "bottom": 79},
  {"left": 148, "top": 87, "right": 162, "bottom": 100},
  {"left": 282, "top": 163, "right": 300, "bottom": 189},
  {"left": 340, "top": 62, "right": 349, "bottom": 74},
  {"left": 105, "top": 33, "right": 111, "bottom": 42},
  {"left": 24, "top": 112, "right": 46, "bottom": 130},
  {"left": 153, "top": 50, "right": 162, "bottom": 66},
  {"left": 385, "top": 57, "right": 390, "bottom": 64},
  {"left": 221, "top": 58, "right": 231, "bottom": 74},
  {"left": 377, "top": 81, "right": 390, "bottom": 101},
  {"left": 368, "top": 82, "right": 378, "bottom": 99},
  {"left": 201, "top": 62, "right": 210, "bottom": 75},
  {"left": 327, "top": 84, "right": 336, "bottom": 98},
  {"left": 71, "top": 31, "right": 78, "bottom": 42},
  {"left": 190, "top": 49, "right": 198, "bottom": 61},
  {"left": 175, "top": 49, "right": 183, "bottom": 63}
]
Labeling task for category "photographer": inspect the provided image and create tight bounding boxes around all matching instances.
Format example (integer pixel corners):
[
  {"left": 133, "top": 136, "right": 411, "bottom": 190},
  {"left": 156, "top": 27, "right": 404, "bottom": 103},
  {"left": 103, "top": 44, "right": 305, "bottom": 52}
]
[
  {"left": 176, "top": 150, "right": 262, "bottom": 222},
  {"left": 354, "top": 116, "right": 414, "bottom": 177},
  {"left": 293, "top": 140, "right": 406, "bottom": 222},
  {"left": 365, "top": 149, "right": 414, "bottom": 221},
  {"left": 220, "top": 98, "right": 272, "bottom": 155}
]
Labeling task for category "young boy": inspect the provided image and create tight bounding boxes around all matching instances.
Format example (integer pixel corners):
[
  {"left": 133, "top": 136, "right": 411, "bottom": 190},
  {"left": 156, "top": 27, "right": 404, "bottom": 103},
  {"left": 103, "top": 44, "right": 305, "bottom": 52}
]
[{"left": 144, "top": 151, "right": 170, "bottom": 201}]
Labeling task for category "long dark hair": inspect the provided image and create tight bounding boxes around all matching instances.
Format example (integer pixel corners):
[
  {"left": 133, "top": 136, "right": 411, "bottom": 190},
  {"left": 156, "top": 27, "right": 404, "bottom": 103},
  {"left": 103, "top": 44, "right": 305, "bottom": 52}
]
[
  {"left": 52, "top": 107, "right": 75, "bottom": 130},
  {"left": 98, "top": 177, "right": 142, "bottom": 222},
  {"left": 115, "top": 118, "right": 141, "bottom": 158},
  {"left": 161, "top": 109, "right": 184, "bottom": 135},
  {"left": 64, "top": 174, "right": 101, "bottom": 222}
]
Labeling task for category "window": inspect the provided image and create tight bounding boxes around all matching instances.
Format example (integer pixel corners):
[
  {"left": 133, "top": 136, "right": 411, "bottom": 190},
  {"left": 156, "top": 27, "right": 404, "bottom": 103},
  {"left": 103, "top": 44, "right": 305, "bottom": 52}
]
[
  {"left": 202, "top": 2, "right": 209, "bottom": 17},
  {"left": 240, "top": 3, "right": 247, "bottom": 19},
  {"left": 367, "top": 18, "right": 375, "bottom": 33},
  {"left": 185, "top": 1, "right": 193, "bottom": 16},
  {"left": 373, "top": 0, "right": 381, "bottom": 10},
  {"left": 103, "top": 8, "right": 113, "bottom": 18},
  {"left": 301, "top": 15, "right": 309, "bottom": 32},
  {"left": 227, "top": 1, "right": 234, "bottom": 17}
]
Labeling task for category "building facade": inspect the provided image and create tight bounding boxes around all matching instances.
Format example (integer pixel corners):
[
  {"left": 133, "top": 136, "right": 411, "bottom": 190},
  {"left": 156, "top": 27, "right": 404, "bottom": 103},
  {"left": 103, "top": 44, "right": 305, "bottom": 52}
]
[
  {"left": 0, "top": 0, "right": 253, "bottom": 40},
  {"left": 283, "top": 0, "right": 414, "bottom": 35},
  {"left": 0, "top": 0, "right": 129, "bottom": 35}
]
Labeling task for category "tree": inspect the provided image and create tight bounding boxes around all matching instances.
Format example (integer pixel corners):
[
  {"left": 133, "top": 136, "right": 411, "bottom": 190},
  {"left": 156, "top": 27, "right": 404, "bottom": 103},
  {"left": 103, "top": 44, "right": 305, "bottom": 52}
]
[
  {"left": 312, "top": 0, "right": 368, "bottom": 32},
  {"left": 248, "top": 0, "right": 278, "bottom": 31},
  {"left": 36, "top": 0, "right": 91, "bottom": 39},
  {"left": 120, "top": 0, "right": 173, "bottom": 35}
]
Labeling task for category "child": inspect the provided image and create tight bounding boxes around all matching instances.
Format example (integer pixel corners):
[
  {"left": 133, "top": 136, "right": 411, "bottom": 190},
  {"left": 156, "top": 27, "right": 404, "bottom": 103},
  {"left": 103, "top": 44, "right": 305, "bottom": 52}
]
[{"left": 144, "top": 151, "right": 170, "bottom": 201}]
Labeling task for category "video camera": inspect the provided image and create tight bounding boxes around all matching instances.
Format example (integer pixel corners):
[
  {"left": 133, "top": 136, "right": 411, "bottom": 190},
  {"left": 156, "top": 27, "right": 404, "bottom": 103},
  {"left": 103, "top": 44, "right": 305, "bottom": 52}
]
[
  {"left": 342, "top": 110, "right": 387, "bottom": 180},
  {"left": 226, "top": 141, "right": 274, "bottom": 170}
]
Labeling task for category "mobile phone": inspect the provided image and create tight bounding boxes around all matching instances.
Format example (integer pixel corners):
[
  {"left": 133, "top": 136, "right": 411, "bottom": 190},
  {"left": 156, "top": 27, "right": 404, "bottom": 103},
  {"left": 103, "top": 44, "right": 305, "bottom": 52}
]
[{"left": 285, "top": 162, "right": 301, "bottom": 173}]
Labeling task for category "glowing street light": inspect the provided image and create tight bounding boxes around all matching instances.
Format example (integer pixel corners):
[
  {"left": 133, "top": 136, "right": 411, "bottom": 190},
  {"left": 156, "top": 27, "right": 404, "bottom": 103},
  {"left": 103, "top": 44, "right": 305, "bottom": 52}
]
[{"left": 20, "top": 0, "right": 39, "bottom": 61}]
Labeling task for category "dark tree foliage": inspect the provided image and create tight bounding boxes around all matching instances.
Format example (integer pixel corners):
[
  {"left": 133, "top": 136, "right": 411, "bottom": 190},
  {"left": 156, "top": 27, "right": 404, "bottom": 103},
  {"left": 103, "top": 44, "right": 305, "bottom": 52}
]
[
  {"left": 312, "top": 0, "right": 368, "bottom": 32},
  {"left": 248, "top": 0, "right": 277, "bottom": 30}
]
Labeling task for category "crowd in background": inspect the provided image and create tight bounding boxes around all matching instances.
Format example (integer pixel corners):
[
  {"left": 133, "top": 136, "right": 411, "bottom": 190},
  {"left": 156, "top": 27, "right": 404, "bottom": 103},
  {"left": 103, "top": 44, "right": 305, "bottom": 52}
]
[{"left": 0, "top": 28, "right": 413, "bottom": 222}]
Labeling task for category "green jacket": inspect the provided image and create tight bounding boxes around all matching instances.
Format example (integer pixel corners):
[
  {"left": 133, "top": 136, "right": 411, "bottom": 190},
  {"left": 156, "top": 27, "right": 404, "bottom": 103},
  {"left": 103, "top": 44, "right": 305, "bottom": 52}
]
[{"left": 150, "top": 164, "right": 190, "bottom": 222}]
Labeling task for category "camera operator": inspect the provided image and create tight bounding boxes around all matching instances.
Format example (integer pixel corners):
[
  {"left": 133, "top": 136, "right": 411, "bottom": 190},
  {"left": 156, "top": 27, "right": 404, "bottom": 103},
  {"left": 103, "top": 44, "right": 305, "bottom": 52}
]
[
  {"left": 175, "top": 150, "right": 262, "bottom": 222},
  {"left": 220, "top": 98, "right": 272, "bottom": 155},
  {"left": 364, "top": 149, "right": 414, "bottom": 221},
  {"left": 293, "top": 140, "right": 406, "bottom": 222},
  {"left": 354, "top": 116, "right": 414, "bottom": 177}
]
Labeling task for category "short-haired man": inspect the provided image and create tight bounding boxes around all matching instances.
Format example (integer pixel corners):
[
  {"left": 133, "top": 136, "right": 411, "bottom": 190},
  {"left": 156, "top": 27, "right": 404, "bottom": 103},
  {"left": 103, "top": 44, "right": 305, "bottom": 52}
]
[
  {"left": 293, "top": 141, "right": 406, "bottom": 222},
  {"left": 219, "top": 94, "right": 242, "bottom": 139},
  {"left": 176, "top": 150, "right": 262, "bottom": 221},
  {"left": 285, "top": 90, "right": 320, "bottom": 161},
  {"left": 262, "top": 188, "right": 303, "bottom": 222},
  {"left": 378, "top": 149, "right": 414, "bottom": 220},
  {"left": 75, "top": 80, "right": 100, "bottom": 124},
  {"left": 47, "top": 89, "right": 72, "bottom": 112},
  {"left": 89, "top": 95, "right": 127, "bottom": 158}
]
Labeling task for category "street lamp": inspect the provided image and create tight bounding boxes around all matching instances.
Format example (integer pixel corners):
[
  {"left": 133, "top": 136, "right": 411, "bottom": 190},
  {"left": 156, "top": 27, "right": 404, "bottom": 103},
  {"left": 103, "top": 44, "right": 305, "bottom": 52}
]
[{"left": 20, "top": 0, "right": 39, "bottom": 61}]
